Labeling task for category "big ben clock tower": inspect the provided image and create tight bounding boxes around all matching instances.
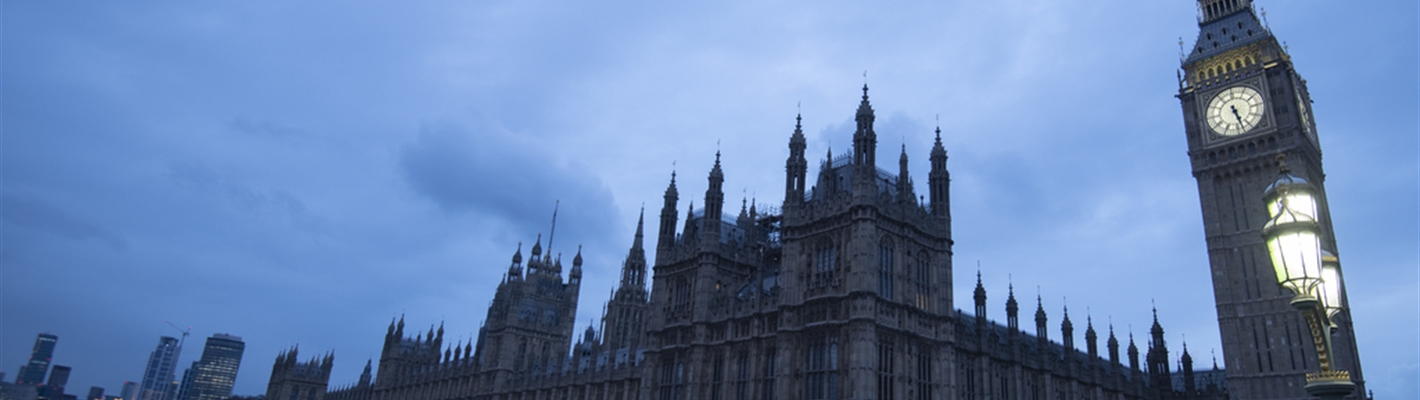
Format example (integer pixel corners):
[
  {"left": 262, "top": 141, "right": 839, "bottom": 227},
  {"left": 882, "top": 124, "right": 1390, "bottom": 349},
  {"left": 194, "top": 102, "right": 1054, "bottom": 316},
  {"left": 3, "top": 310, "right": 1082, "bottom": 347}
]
[{"left": 1177, "top": 1, "right": 1365, "bottom": 398}]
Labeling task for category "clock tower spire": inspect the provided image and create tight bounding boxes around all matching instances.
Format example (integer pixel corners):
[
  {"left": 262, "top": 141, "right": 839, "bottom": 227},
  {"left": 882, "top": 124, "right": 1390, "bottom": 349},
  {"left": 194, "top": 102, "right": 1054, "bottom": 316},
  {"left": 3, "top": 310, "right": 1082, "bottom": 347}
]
[{"left": 1177, "top": 2, "right": 1365, "bottom": 398}]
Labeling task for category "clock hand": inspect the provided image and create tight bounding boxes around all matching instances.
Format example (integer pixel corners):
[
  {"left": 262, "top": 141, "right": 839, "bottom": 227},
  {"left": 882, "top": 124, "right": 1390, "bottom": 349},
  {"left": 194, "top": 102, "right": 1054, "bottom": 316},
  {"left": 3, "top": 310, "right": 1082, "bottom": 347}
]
[{"left": 1230, "top": 105, "right": 1244, "bottom": 125}]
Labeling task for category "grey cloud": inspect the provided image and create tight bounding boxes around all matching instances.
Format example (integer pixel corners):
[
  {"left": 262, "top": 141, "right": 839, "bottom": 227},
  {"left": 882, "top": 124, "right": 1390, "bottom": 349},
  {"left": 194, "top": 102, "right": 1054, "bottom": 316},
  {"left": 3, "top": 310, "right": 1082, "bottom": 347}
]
[
  {"left": 167, "top": 161, "right": 331, "bottom": 236},
  {"left": 2, "top": 192, "right": 127, "bottom": 251},
  {"left": 399, "top": 121, "right": 622, "bottom": 238}
]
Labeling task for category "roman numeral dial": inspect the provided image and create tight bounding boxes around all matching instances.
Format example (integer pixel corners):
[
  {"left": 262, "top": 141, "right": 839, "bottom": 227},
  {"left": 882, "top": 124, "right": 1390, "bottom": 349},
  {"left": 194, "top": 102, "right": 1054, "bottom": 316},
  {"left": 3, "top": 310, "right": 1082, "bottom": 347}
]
[{"left": 1205, "top": 86, "right": 1265, "bottom": 136}]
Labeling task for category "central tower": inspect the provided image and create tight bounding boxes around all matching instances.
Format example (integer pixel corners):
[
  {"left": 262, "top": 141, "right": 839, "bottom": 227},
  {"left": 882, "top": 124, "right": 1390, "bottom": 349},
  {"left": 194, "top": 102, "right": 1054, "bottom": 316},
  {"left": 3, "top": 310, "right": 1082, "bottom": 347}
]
[
  {"left": 1176, "top": 1, "right": 1364, "bottom": 398},
  {"left": 644, "top": 86, "right": 954, "bottom": 400}
]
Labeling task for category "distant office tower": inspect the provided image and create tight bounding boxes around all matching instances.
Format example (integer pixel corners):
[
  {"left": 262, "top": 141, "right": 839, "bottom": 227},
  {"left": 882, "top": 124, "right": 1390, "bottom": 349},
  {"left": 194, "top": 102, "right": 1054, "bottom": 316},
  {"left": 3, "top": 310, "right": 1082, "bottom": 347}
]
[
  {"left": 176, "top": 334, "right": 244, "bottom": 400},
  {"left": 88, "top": 386, "right": 105, "bottom": 400},
  {"left": 16, "top": 333, "right": 58, "bottom": 386},
  {"left": 119, "top": 382, "right": 137, "bottom": 400},
  {"left": 175, "top": 369, "right": 191, "bottom": 400},
  {"left": 136, "top": 337, "right": 182, "bottom": 400},
  {"left": 37, "top": 365, "right": 71, "bottom": 400},
  {"left": 44, "top": 366, "right": 69, "bottom": 391}
]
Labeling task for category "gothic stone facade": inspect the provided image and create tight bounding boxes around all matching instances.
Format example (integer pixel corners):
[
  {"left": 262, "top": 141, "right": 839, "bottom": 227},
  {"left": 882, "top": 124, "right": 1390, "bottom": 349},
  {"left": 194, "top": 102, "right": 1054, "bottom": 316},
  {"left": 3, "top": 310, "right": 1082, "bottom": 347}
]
[
  {"left": 1176, "top": 1, "right": 1364, "bottom": 398},
  {"left": 266, "top": 347, "right": 334, "bottom": 400},
  {"left": 318, "top": 88, "right": 1226, "bottom": 400}
]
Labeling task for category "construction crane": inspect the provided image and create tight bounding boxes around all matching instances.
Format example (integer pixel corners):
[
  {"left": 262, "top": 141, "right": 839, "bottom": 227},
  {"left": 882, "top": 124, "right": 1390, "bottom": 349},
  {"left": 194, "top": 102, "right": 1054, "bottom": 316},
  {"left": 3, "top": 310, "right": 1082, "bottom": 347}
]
[{"left": 164, "top": 319, "right": 191, "bottom": 349}]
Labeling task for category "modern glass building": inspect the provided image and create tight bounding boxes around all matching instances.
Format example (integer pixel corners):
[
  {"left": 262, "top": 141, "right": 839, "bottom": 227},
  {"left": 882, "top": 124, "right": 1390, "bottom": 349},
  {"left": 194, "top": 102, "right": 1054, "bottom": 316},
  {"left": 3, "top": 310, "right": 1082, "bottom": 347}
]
[
  {"left": 136, "top": 336, "right": 182, "bottom": 400},
  {"left": 176, "top": 334, "right": 245, "bottom": 400}
]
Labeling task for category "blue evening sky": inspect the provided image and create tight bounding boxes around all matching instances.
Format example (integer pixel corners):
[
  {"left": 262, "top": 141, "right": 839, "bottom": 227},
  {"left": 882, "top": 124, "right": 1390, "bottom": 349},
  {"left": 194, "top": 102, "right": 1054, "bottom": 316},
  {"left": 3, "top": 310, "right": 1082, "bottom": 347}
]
[{"left": 3, "top": 1, "right": 1415, "bottom": 398}]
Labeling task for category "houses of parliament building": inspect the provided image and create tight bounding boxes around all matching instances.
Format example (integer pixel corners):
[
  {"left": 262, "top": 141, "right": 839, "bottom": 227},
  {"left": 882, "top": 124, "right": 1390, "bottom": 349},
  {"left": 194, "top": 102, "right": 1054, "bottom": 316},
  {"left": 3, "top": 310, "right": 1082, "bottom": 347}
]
[{"left": 264, "top": 1, "right": 1365, "bottom": 399}]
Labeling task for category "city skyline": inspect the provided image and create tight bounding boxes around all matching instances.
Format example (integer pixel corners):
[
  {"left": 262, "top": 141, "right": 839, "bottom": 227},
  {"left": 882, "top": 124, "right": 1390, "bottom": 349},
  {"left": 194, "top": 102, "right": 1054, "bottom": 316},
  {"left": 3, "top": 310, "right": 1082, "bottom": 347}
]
[{"left": 3, "top": 1, "right": 1415, "bottom": 398}]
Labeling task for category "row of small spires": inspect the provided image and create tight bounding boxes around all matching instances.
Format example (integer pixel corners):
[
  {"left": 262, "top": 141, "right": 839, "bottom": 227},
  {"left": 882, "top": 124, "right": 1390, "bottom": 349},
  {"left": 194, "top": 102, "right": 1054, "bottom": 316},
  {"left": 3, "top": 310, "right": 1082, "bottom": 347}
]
[
  {"left": 366, "top": 297, "right": 1212, "bottom": 375},
  {"left": 507, "top": 234, "right": 584, "bottom": 267},
  {"left": 384, "top": 315, "right": 445, "bottom": 343},
  {"left": 504, "top": 230, "right": 585, "bottom": 280},
  {"left": 971, "top": 272, "right": 1216, "bottom": 370},
  {"left": 659, "top": 83, "right": 951, "bottom": 235},
  {"left": 382, "top": 315, "right": 487, "bottom": 364},
  {"left": 272, "top": 345, "right": 333, "bottom": 366}
]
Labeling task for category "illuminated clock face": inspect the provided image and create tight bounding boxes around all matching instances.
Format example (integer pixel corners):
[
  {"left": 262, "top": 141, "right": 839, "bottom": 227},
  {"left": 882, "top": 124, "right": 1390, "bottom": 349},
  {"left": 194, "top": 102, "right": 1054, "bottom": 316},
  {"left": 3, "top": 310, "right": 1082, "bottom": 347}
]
[{"left": 1205, "top": 86, "right": 1265, "bottom": 136}]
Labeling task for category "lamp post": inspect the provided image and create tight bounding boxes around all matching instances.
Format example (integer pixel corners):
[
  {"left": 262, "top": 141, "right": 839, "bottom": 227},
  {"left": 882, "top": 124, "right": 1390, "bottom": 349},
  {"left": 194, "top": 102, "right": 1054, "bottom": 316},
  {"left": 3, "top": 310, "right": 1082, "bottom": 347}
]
[{"left": 1260, "top": 155, "right": 1354, "bottom": 400}]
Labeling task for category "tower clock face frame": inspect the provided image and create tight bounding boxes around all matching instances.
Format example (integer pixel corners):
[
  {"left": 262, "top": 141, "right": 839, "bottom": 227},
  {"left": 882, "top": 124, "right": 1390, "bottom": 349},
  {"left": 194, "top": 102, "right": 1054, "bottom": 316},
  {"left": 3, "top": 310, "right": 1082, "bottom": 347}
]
[{"left": 1205, "top": 85, "right": 1266, "bottom": 136}]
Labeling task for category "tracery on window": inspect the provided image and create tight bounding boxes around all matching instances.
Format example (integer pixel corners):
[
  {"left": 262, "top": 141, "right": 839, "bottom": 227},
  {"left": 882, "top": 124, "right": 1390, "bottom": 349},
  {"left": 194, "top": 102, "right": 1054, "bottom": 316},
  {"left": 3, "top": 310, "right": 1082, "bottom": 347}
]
[
  {"left": 915, "top": 252, "right": 931, "bottom": 311},
  {"left": 810, "top": 241, "right": 838, "bottom": 289},
  {"left": 878, "top": 238, "right": 895, "bottom": 300},
  {"left": 806, "top": 335, "right": 839, "bottom": 399}
]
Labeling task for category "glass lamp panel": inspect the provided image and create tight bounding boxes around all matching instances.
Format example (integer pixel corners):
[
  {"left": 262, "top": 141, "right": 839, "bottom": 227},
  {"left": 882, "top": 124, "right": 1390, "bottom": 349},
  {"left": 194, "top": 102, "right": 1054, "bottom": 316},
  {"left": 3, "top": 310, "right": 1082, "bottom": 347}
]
[
  {"left": 1266, "top": 229, "right": 1321, "bottom": 293},
  {"left": 1320, "top": 263, "right": 1343, "bottom": 316},
  {"left": 1267, "top": 191, "right": 1318, "bottom": 221},
  {"left": 1286, "top": 192, "right": 1318, "bottom": 220}
]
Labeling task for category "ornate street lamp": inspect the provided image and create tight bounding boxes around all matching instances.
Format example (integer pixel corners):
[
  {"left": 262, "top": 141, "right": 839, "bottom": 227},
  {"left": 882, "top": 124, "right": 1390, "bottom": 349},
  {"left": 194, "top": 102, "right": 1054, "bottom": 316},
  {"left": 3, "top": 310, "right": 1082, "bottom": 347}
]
[{"left": 1260, "top": 155, "right": 1354, "bottom": 400}]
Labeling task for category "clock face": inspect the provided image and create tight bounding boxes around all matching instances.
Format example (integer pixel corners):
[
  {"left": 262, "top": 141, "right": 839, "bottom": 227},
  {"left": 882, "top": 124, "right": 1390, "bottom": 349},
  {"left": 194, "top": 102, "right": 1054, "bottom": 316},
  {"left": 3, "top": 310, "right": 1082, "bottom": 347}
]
[{"left": 1205, "top": 86, "right": 1265, "bottom": 136}]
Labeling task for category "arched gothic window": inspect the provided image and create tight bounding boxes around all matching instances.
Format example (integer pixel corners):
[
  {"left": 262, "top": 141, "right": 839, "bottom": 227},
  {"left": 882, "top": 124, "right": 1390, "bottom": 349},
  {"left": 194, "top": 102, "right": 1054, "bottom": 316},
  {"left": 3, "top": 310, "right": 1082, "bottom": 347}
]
[{"left": 878, "top": 238, "right": 895, "bottom": 300}]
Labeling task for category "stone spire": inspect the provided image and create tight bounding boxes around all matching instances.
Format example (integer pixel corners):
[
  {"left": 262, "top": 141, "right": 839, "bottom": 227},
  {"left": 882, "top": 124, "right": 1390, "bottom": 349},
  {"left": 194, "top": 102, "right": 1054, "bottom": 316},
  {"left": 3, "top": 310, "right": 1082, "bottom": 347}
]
[
  {"left": 852, "top": 84, "right": 877, "bottom": 168},
  {"left": 817, "top": 144, "right": 836, "bottom": 194},
  {"left": 1128, "top": 330, "right": 1140, "bottom": 372},
  {"left": 508, "top": 242, "right": 524, "bottom": 279},
  {"left": 786, "top": 113, "right": 808, "bottom": 204},
  {"left": 396, "top": 314, "right": 405, "bottom": 338},
  {"left": 1062, "top": 303, "right": 1074, "bottom": 354},
  {"left": 530, "top": 234, "right": 544, "bottom": 273},
  {"left": 570, "top": 243, "right": 582, "bottom": 280},
  {"left": 1034, "top": 295, "right": 1048, "bottom": 341},
  {"left": 1085, "top": 313, "right": 1098, "bottom": 358},
  {"left": 1147, "top": 307, "right": 1171, "bottom": 389},
  {"left": 657, "top": 170, "right": 679, "bottom": 259},
  {"left": 974, "top": 272, "right": 987, "bottom": 338},
  {"left": 1005, "top": 283, "right": 1019, "bottom": 331},
  {"left": 683, "top": 201, "right": 695, "bottom": 237},
  {"left": 898, "top": 143, "right": 912, "bottom": 202},
  {"left": 702, "top": 152, "right": 725, "bottom": 243},
  {"left": 1108, "top": 323, "right": 1121, "bottom": 366},
  {"left": 1182, "top": 341, "right": 1196, "bottom": 392},
  {"left": 621, "top": 209, "right": 648, "bottom": 290},
  {"left": 928, "top": 125, "right": 950, "bottom": 216},
  {"left": 358, "top": 359, "right": 372, "bottom": 386},
  {"left": 973, "top": 272, "right": 987, "bottom": 323},
  {"left": 1150, "top": 306, "right": 1165, "bottom": 344}
]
